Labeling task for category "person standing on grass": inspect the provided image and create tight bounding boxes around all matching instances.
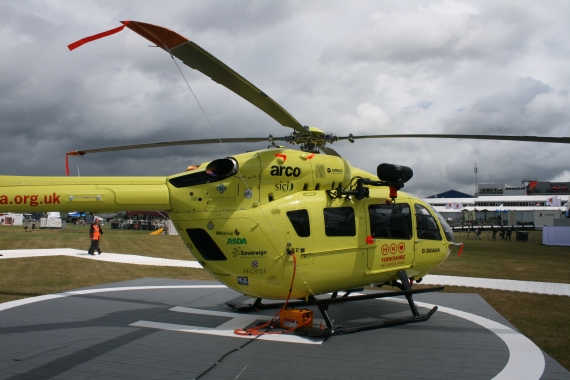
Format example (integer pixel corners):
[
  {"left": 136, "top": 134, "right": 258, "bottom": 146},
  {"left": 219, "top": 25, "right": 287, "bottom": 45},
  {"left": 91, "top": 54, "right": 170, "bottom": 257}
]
[{"left": 88, "top": 219, "right": 104, "bottom": 255}]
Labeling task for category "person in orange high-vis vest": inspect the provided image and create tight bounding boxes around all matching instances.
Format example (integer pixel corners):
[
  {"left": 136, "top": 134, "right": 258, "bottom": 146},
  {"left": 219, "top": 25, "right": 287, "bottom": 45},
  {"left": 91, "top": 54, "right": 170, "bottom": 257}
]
[{"left": 88, "top": 219, "right": 104, "bottom": 255}]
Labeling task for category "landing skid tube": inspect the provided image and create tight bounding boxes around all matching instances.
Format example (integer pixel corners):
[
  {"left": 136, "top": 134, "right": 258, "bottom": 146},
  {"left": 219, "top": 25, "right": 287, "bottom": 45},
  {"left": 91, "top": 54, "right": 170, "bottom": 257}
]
[{"left": 226, "top": 270, "right": 444, "bottom": 337}]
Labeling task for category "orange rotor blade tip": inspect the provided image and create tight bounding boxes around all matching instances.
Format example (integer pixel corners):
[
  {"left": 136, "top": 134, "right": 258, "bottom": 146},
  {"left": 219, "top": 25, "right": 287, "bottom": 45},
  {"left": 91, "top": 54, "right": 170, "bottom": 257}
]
[
  {"left": 66, "top": 151, "right": 86, "bottom": 156},
  {"left": 68, "top": 21, "right": 130, "bottom": 51}
]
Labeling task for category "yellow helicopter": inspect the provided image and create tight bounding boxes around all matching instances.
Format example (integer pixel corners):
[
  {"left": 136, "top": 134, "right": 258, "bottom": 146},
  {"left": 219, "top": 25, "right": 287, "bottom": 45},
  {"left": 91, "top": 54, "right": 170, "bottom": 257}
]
[{"left": 2, "top": 21, "right": 569, "bottom": 335}]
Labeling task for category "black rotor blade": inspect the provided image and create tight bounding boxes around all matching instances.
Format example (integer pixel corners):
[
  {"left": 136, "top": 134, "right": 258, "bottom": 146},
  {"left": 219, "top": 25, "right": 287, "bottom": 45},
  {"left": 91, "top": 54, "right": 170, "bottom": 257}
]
[
  {"left": 318, "top": 145, "right": 342, "bottom": 157},
  {"left": 69, "top": 136, "right": 284, "bottom": 155},
  {"left": 123, "top": 21, "right": 306, "bottom": 134},
  {"left": 339, "top": 134, "right": 570, "bottom": 144}
]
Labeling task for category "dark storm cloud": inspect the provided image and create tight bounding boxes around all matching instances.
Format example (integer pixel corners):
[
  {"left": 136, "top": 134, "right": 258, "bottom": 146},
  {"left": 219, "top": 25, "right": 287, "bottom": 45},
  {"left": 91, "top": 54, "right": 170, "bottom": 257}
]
[
  {"left": 319, "top": 3, "right": 537, "bottom": 65},
  {"left": 172, "top": 1, "right": 300, "bottom": 35},
  {"left": 1, "top": 1, "right": 569, "bottom": 198},
  {"left": 443, "top": 77, "right": 569, "bottom": 135}
]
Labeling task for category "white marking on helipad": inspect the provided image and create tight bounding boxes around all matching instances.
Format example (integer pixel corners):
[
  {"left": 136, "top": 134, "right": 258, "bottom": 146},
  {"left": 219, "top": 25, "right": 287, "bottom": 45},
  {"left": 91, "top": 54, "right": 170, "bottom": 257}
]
[
  {"left": 384, "top": 297, "right": 545, "bottom": 380},
  {"left": 0, "top": 285, "right": 547, "bottom": 378},
  {"left": 160, "top": 306, "right": 324, "bottom": 344},
  {"left": 0, "top": 248, "right": 203, "bottom": 268},
  {"left": 0, "top": 294, "right": 67, "bottom": 312},
  {"left": 130, "top": 320, "right": 323, "bottom": 345}
]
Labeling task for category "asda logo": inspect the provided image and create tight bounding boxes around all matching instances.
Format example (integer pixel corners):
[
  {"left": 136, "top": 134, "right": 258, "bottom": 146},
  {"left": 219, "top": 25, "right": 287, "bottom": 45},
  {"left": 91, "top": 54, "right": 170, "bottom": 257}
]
[{"left": 227, "top": 238, "right": 247, "bottom": 244}]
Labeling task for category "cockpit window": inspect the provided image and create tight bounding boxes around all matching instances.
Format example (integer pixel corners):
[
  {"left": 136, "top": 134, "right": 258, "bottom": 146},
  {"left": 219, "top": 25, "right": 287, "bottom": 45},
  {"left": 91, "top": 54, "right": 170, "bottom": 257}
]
[
  {"left": 287, "top": 209, "right": 310, "bottom": 237},
  {"left": 369, "top": 204, "right": 412, "bottom": 239},
  {"left": 414, "top": 204, "right": 442, "bottom": 241},
  {"left": 427, "top": 204, "right": 454, "bottom": 242}
]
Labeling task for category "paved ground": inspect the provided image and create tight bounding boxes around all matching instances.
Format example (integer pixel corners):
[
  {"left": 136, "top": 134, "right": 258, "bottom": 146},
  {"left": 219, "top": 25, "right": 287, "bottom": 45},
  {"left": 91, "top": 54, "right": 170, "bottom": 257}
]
[
  {"left": 1, "top": 248, "right": 569, "bottom": 297},
  {"left": 1, "top": 279, "right": 569, "bottom": 380}
]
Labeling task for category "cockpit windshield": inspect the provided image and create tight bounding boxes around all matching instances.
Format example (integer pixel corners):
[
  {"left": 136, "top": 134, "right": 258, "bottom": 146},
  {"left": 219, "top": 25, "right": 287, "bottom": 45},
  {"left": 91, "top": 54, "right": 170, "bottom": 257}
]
[{"left": 427, "top": 204, "right": 454, "bottom": 242}]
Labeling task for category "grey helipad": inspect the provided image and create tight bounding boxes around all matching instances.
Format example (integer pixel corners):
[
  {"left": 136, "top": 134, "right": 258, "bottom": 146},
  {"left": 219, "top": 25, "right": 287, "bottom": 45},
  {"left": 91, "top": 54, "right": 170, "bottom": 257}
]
[{"left": 0, "top": 279, "right": 568, "bottom": 380}]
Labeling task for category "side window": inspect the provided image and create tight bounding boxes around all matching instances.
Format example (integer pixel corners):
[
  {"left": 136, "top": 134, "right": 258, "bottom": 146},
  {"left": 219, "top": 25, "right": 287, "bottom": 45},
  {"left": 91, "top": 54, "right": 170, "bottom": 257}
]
[
  {"left": 286, "top": 209, "right": 310, "bottom": 237},
  {"left": 415, "top": 204, "right": 442, "bottom": 240},
  {"left": 324, "top": 207, "right": 356, "bottom": 236},
  {"left": 369, "top": 204, "right": 412, "bottom": 239}
]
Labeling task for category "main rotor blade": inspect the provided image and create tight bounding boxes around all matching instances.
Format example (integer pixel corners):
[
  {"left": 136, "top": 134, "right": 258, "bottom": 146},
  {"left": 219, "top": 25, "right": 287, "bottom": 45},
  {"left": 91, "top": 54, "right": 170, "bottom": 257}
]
[
  {"left": 318, "top": 145, "right": 342, "bottom": 157},
  {"left": 339, "top": 134, "right": 570, "bottom": 144},
  {"left": 68, "top": 137, "right": 277, "bottom": 156},
  {"left": 122, "top": 21, "right": 306, "bottom": 134}
]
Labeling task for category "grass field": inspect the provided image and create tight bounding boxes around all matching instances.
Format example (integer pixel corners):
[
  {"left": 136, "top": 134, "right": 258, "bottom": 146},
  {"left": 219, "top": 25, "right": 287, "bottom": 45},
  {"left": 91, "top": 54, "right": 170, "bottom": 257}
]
[
  {"left": 0, "top": 225, "right": 569, "bottom": 370},
  {"left": 0, "top": 224, "right": 191, "bottom": 260},
  {"left": 433, "top": 230, "right": 570, "bottom": 283}
]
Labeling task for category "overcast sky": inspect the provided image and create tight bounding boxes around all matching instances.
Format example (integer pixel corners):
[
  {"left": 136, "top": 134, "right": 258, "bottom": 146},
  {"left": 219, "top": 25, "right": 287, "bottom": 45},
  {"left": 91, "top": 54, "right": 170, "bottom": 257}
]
[{"left": 1, "top": 0, "right": 569, "bottom": 197}]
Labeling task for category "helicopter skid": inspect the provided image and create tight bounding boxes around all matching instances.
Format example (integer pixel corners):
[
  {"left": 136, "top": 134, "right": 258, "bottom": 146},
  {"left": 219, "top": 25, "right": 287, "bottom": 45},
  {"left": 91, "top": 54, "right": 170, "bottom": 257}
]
[
  {"left": 298, "top": 304, "right": 439, "bottom": 337},
  {"left": 226, "top": 284, "right": 445, "bottom": 337}
]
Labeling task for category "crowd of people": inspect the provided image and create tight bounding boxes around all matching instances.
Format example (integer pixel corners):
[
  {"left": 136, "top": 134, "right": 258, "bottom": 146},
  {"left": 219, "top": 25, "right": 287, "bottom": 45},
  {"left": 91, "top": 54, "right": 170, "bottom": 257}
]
[{"left": 466, "top": 223, "right": 513, "bottom": 240}]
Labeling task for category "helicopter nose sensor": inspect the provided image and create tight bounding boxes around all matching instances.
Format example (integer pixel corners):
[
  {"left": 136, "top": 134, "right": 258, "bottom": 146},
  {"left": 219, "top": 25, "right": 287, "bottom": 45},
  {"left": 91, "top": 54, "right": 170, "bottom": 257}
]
[{"left": 377, "top": 164, "right": 413, "bottom": 183}]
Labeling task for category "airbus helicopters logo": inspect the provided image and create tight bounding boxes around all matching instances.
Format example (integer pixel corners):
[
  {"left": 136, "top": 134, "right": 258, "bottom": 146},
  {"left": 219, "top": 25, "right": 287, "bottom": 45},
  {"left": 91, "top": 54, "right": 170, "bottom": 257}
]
[
  {"left": 232, "top": 247, "right": 267, "bottom": 258},
  {"left": 270, "top": 165, "right": 301, "bottom": 177}
]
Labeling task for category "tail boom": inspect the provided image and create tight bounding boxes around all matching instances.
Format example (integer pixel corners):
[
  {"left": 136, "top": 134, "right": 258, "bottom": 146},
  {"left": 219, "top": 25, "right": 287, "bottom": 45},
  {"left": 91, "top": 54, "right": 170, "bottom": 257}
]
[{"left": 0, "top": 176, "right": 171, "bottom": 213}]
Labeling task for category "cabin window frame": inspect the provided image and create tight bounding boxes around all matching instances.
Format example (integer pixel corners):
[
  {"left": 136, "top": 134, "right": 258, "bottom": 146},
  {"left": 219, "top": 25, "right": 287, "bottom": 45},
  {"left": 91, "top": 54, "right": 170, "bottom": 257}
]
[
  {"left": 414, "top": 204, "right": 443, "bottom": 241},
  {"left": 286, "top": 209, "right": 311, "bottom": 237},
  {"left": 368, "top": 203, "right": 412, "bottom": 240},
  {"left": 323, "top": 207, "right": 356, "bottom": 237}
]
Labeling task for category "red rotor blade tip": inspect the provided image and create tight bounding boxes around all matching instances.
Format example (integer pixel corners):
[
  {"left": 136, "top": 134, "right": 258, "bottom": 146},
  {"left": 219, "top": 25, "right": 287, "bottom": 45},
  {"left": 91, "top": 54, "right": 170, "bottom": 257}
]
[{"left": 68, "top": 21, "right": 130, "bottom": 51}]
